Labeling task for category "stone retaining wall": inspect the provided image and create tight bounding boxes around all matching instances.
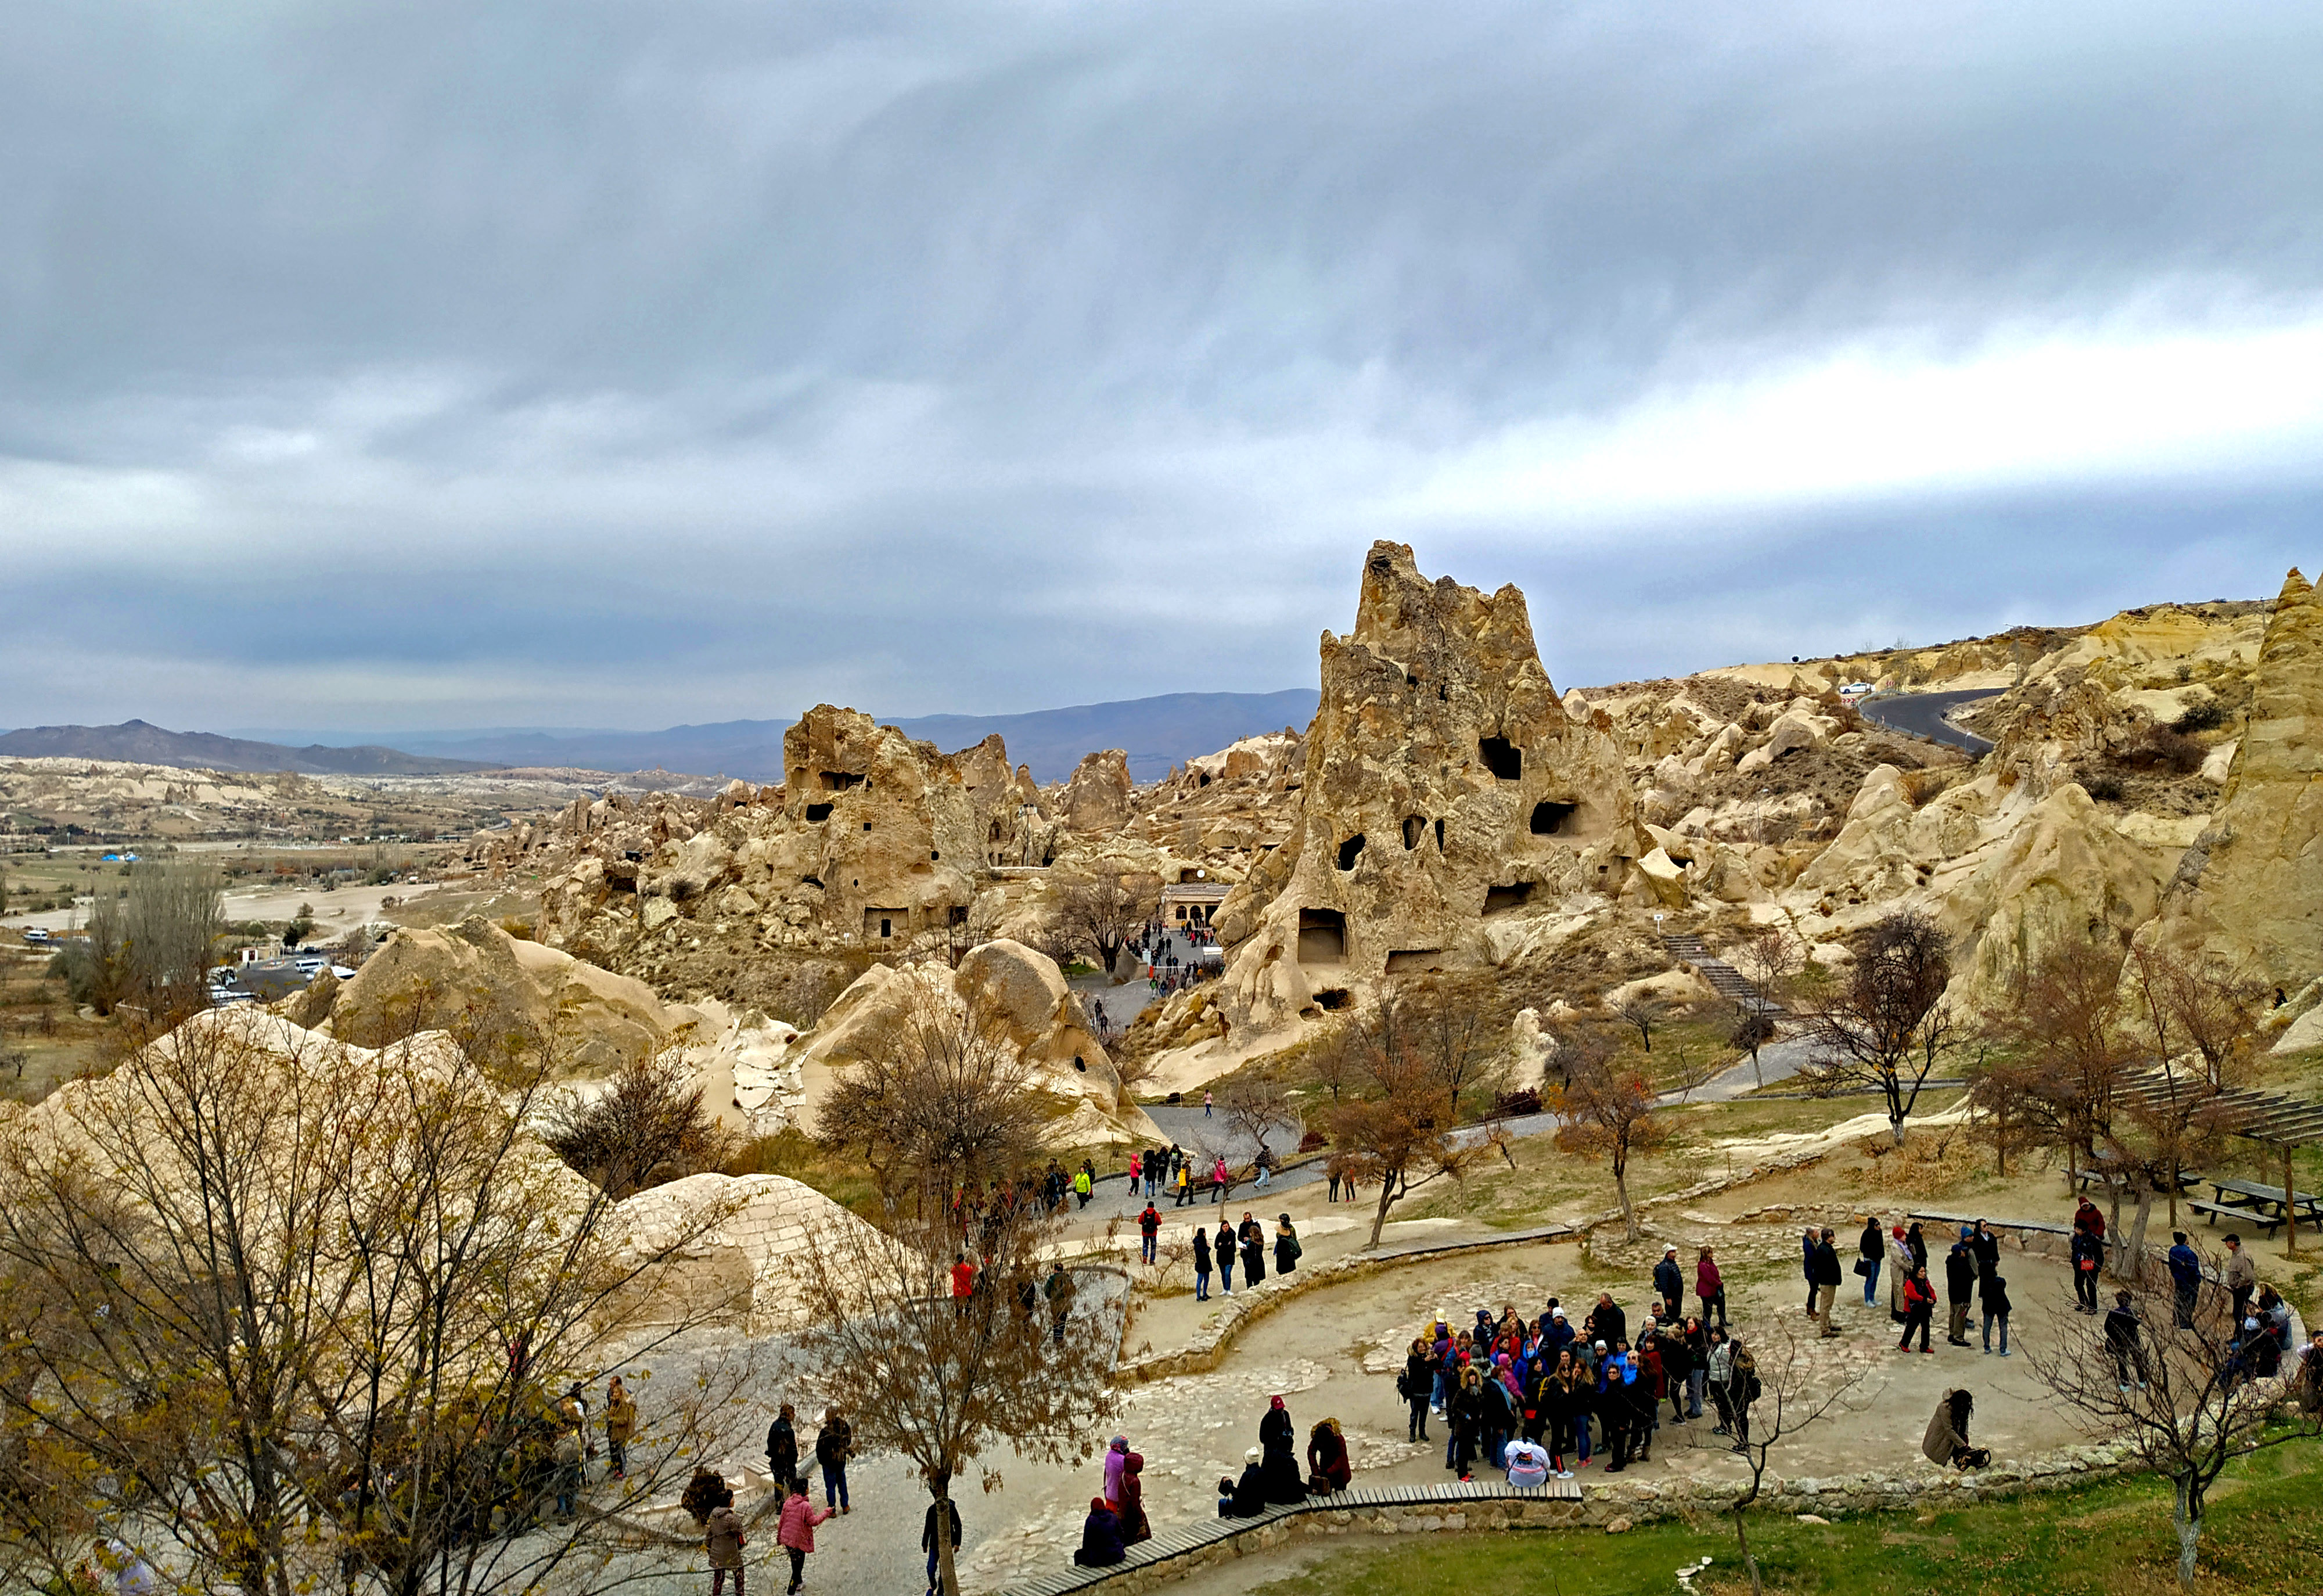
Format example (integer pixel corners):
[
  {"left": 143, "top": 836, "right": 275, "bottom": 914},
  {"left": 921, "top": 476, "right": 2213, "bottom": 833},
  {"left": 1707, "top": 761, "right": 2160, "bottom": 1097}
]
[{"left": 1006, "top": 1439, "right": 2152, "bottom": 1596}]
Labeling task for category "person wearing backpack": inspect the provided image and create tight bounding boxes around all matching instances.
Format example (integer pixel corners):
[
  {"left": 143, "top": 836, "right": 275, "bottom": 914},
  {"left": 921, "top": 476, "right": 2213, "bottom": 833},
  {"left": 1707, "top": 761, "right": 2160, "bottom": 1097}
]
[{"left": 1273, "top": 1214, "right": 1302, "bottom": 1275}]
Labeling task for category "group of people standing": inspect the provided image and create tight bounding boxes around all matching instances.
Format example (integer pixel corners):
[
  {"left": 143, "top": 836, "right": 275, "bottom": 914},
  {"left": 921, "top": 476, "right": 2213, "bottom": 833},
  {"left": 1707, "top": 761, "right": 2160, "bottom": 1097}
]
[
  {"left": 1186, "top": 1212, "right": 1301, "bottom": 1299},
  {"left": 1398, "top": 1286, "right": 1760, "bottom": 1482}
]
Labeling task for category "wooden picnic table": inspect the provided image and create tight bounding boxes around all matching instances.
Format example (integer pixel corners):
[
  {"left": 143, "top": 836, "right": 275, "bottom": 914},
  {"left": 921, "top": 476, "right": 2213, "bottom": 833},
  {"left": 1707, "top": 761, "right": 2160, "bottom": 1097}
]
[
  {"left": 2072, "top": 1167, "right": 2202, "bottom": 1195},
  {"left": 2205, "top": 1177, "right": 2323, "bottom": 1223}
]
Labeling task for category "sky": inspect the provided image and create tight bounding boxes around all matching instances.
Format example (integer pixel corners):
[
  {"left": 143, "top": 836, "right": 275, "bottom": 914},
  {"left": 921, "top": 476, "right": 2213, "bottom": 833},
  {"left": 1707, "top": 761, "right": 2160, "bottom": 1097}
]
[{"left": 4, "top": 1, "right": 2321, "bottom": 732}]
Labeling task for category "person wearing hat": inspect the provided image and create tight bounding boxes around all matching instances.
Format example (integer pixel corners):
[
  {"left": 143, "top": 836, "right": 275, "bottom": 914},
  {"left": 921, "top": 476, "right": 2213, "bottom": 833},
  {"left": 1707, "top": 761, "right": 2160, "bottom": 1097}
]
[
  {"left": 1653, "top": 1246, "right": 1684, "bottom": 1321},
  {"left": 1273, "top": 1214, "right": 1302, "bottom": 1276},
  {"left": 1223, "top": 1448, "right": 1268, "bottom": 1516}
]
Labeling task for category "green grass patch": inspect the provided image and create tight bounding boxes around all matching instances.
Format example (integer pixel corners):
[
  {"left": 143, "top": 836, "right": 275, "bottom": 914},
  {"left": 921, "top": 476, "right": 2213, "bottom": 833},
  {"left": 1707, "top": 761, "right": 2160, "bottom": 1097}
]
[{"left": 1248, "top": 1432, "right": 2323, "bottom": 1595}]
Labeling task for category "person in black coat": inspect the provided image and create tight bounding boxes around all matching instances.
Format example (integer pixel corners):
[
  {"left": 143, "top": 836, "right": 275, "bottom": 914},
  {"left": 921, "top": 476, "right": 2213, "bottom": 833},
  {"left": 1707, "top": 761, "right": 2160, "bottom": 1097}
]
[
  {"left": 1857, "top": 1217, "right": 1886, "bottom": 1307},
  {"left": 766, "top": 1403, "right": 799, "bottom": 1486},
  {"left": 1192, "top": 1225, "right": 1213, "bottom": 1302},
  {"left": 1401, "top": 1339, "right": 1433, "bottom": 1441},
  {"left": 1652, "top": 1247, "right": 1685, "bottom": 1320},
  {"left": 1073, "top": 1498, "right": 1125, "bottom": 1566},
  {"left": 1944, "top": 1235, "right": 1979, "bottom": 1345},
  {"left": 1222, "top": 1450, "right": 1268, "bottom": 1516},
  {"left": 1257, "top": 1398, "right": 1306, "bottom": 1502},
  {"left": 1810, "top": 1230, "right": 1844, "bottom": 1337},
  {"left": 1589, "top": 1292, "right": 1627, "bottom": 1350},
  {"left": 1239, "top": 1214, "right": 1267, "bottom": 1286}
]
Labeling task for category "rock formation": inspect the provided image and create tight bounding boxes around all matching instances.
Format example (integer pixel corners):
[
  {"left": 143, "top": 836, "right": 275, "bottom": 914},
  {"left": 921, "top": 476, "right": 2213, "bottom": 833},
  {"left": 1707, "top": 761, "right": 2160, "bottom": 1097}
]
[
  {"left": 2133, "top": 569, "right": 2323, "bottom": 989},
  {"left": 1207, "top": 542, "right": 1639, "bottom": 1038},
  {"left": 793, "top": 939, "right": 1157, "bottom": 1147},
  {"left": 1059, "top": 749, "right": 1135, "bottom": 831}
]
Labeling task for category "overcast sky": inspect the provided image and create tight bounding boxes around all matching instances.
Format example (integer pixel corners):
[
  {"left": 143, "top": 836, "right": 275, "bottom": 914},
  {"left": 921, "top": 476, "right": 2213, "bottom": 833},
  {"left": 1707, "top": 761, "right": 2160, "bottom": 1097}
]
[{"left": 5, "top": 1, "right": 2320, "bottom": 732}]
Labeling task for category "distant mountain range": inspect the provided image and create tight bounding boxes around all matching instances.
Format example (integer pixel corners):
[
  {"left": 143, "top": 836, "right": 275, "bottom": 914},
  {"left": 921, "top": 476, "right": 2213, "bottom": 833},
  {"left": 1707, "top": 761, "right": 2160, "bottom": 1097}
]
[
  {"left": 0, "top": 720, "right": 500, "bottom": 776},
  {"left": 6, "top": 690, "right": 1321, "bottom": 785}
]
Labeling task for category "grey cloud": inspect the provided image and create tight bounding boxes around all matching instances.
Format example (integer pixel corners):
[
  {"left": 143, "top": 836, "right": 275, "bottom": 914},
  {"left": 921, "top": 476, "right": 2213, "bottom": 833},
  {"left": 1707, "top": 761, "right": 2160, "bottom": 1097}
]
[{"left": 2, "top": 2, "right": 2321, "bottom": 730}]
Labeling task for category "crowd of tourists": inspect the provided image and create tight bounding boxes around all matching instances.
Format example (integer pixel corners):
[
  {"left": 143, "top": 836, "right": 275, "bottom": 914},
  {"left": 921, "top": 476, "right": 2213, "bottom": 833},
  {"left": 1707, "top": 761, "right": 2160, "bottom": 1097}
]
[{"left": 1397, "top": 1274, "right": 1759, "bottom": 1482}]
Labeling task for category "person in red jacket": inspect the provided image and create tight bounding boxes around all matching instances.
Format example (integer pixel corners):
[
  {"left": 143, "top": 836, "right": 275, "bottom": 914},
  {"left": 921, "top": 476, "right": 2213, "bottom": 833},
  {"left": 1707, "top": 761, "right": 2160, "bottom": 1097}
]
[
  {"left": 1695, "top": 1246, "right": 1727, "bottom": 1329},
  {"left": 1138, "top": 1203, "right": 1162, "bottom": 1266},
  {"left": 1896, "top": 1264, "right": 1936, "bottom": 1354},
  {"left": 950, "top": 1253, "right": 976, "bottom": 1318}
]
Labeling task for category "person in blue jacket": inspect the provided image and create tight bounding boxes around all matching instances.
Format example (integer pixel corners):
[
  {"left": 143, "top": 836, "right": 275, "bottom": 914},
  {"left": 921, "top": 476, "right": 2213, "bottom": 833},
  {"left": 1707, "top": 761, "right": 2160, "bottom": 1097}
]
[{"left": 2167, "top": 1231, "right": 2203, "bottom": 1328}]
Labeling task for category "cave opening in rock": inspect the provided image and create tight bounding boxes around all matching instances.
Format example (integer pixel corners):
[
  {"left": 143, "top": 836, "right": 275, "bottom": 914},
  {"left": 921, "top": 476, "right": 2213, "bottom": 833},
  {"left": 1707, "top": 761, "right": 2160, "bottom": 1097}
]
[
  {"left": 1313, "top": 988, "right": 1352, "bottom": 1011},
  {"left": 1483, "top": 882, "right": 1534, "bottom": 914},
  {"left": 819, "top": 771, "right": 865, "bottom": 792},
  {"left": 1402, "top": 815, "right": 1426, "bottom": 850},
  {"left": 1296, "top": 907, "right": 1347, "bottom": 964},
  {"left": 1479, "top": 738, "right": 1522, "bottom": 780},
  {"left": 1337, "top": 833, "right": 1365, "bottom": 871},
  {"left": 1385, "top": 950, "right": 1443, "bottom": 975},
  {"left": 804, "top": 803, "right": 833, "bottom": 823},
  {"left": 1530, "top": 800, "right": 1578, "bottom": 836}
]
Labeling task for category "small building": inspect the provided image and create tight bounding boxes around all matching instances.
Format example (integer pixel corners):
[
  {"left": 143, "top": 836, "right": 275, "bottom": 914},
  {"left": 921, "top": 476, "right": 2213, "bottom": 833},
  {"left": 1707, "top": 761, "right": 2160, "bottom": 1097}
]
[{"left": 1159, "top": 880, "right": 1231, "bottom": 927}]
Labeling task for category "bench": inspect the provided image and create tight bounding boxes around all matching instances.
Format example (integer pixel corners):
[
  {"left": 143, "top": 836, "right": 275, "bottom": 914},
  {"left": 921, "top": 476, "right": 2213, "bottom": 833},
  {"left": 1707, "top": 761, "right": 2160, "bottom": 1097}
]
[{"left": 2186, "top": 1199, "right": 2282, "bottom": 1239}]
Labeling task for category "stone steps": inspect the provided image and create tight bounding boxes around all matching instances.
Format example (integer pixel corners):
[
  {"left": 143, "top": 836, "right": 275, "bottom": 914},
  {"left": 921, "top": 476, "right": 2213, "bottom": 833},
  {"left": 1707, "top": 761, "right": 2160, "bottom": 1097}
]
[{"left": 1661, "top": 934, "right": 1783, "bottom": 1015}]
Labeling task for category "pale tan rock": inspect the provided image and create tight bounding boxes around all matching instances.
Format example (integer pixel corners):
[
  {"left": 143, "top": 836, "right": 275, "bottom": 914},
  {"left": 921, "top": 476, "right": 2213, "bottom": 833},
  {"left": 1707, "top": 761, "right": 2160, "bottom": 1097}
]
[
  {"left": 1209, "top": 542, "right": 1638, "bottom": 1040},
  {"left": 1060, "top": 749, "right": 1135, "bottom": 832},
  {"left": 1635, "top": 846, "right": 1688, "bottom": 908},
  {"left": 2134, "top": 570, "right": 2323, "bottom": 989},
  {"left": 2199, "top": 739, "right": 2238, "bottom": 785}
]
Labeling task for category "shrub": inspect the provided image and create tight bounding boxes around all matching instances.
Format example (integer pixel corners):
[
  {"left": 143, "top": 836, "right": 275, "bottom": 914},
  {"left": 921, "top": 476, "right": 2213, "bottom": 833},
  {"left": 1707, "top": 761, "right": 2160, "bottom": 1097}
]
[
  {"left": 2173, "top": 698, "right": 2227, "bottom": 734},
  {"left": 1492, "top": 1087, "right": 1544, "bottom": 1118},
  {"left": 2083, "top": 768, "right": 2126, "bottom": 802},
  {"left": 1296, "top": 1127, "right": 1328, "bottom": 1153}
]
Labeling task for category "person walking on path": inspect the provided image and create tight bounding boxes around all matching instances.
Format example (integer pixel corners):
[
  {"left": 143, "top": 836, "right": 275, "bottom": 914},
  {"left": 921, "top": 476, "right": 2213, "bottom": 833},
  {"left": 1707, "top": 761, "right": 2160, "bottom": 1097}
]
[
  {"left": 922, "top": 1495, "right": 961, "bottom": 1596},
  {"left": 1945, "top": 1230, "right": 1978, "bottom": 1345},
  {"left": 1799, "top": 1226, "right": 1819, "bottom": 1315},
  {"left": 1696, "top": 1246, "right": 1726, "bottom": 1329},
  {"left": 1210, "top": 1155, "right": 1231, "bottom": 1205},
  {"left": 765, "top": 1403, "right": 798, "bottom": 1493},
  {"left": 1970, "top": 1219, "right": 2001, "bottom": 1291},
  {"left": 1119, "top": 1451, "right": 1151, "bottom": 1543},
  {"left": 777, "top": 1480, "right": 832, "bottom": 1594},
  {"left": 1203, "top": 1090, "right": 1214, "bottom": 1117},
  {"left": 2072, "top": 1197, "right": 2108, "bottom": 1284},
  {"left": 1192, "top": 1224, "right": 1213, "bottom": 1300},
  {"left": 1896, "top": 1264, "right": 1935, "bottom": 1353},
  {"left": 1980, "top": 1271, "right": 2012, "bottom": 1356},
  {"left": 1273, "top": 1214, "right": 1301, "bottom": 1276},
  {"left": 1858, "top": 1216, "right": 1886, "bottom": 1306},
  {"left": 1810, "top": 1229, "right": 1844, "bottom": 1338},
  {"left": 1072, "top": 1165, "right": 1092, "bottom": 1209},
  {"left": 1213, "top": 1218, "right": 1236, "bottom": 1293},
  {"left": 1138, "top": 1203, "right": 1160, "bottom": 1265},
  {"left": 1174, "top": 1159, "right": 1193, "bottom": 1207},
  {"left": 814, "top": 1410, "right": 853, "bottom": 1514},
  {"left": 2167, "top": 1232, "right": 2203, "bottom": 1328},
  {"left": 605, "top": 1375, "right": 635, "bottom": 1480},
  {"left": 706, "top": 1489, "right": 747, "bottom": 1596},
  {"left": 1726, "top": 1342, "right": 1759, "bottom": 1453}
]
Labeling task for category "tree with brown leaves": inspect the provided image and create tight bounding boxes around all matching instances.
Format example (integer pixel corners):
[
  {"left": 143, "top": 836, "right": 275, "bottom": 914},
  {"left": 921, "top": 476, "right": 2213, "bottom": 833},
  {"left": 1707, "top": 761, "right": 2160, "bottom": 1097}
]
[
  {"left": 815, "top": 984, "right": 1049, "bottom": 1211},
  {"left": 540, "top": 1048, "right": 738, "bottom": 1199},
  {"left": 782, "top": 1198, "right": 1119, "bottom": 1596},
  {"left": 1801, "top": 910, "right": 1956, "bottom": 1145},
  {"left": 1548, "top": 1039, "right": 1668, "bottom": 1242},
  {"left": 1325, "top": 991, "right": 1508, "bottom": 1247}
]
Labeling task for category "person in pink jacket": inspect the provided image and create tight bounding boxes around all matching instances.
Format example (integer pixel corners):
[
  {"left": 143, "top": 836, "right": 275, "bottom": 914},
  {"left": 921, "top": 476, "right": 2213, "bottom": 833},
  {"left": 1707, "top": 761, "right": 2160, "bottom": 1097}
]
[{"left": 776, "top": 1481, "right": 832, "bottom": 1595}]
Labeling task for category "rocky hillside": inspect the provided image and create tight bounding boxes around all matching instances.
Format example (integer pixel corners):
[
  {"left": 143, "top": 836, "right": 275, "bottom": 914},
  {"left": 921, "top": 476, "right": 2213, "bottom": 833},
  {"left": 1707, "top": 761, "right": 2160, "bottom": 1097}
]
[{"left": 479, "top": 544, "right": 2323, "bottom": 1096}]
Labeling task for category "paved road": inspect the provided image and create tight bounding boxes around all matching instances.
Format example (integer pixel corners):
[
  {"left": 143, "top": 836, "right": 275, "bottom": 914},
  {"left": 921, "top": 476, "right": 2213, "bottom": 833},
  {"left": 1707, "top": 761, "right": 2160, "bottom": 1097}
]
[{"left": 1860, "top": 688, "right": 1998, "bottom": 755}]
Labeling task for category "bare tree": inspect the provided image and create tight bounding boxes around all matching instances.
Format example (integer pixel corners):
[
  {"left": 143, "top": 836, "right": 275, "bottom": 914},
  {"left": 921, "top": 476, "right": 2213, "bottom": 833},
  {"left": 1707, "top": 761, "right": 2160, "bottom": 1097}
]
[
  {"left": 1218, "top": 1079, "right": 1299, "bottom": 1168},
  {"left": 541, "top": 1048, "right": 740, "bottom": 1199},
  {"left": 1728, "top": 923, "right": 1802, "bottom": 1087},
  {"left": 1608, "top": 993, "right": 1661, "bottom": 1054},
  {"left": 1800, "top": 911, "right": 1957, "bottom": 1145},
  {"left": 0, "top": 1006, "right": 749, "bottom": 1596},
  {"left": 1326, "top": 1002, "right": 1508, "bottom": 1247},
  {"left": 1718, "top": 1318, "right": 1874, "bottom": 1596},
  {"left": 1049, "top": 864, "right": 1160, "bottom": 975},
  {"left": 2026, "top": 1264, "right": 2318, "bottom": 1588},
  {"left": 816, "top": 985, "right": 1049, "bottom": 1211},
  {"left": 782, "top": 1199, "right": 1119, "bottom": 1596},
  {"left": 2123, "top": 944, "right": 2262, "bottom": 1228},
  {"left": 1974, "top": 935, "right": 2135, "bottom": 1182},
  {"left": 1548, "top": 1040, "right": 1669, "bottom": 1242}
]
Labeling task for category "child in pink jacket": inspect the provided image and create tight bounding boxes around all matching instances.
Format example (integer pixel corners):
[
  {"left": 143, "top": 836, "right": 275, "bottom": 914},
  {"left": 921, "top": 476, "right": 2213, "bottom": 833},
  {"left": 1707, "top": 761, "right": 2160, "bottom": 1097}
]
[{"left": 776, "top": 1482, "right": 832, "bottom": 1594}]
